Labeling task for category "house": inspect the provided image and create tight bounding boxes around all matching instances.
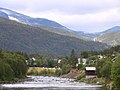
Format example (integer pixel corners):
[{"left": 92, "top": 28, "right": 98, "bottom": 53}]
[
  {"left": 111, "top": 54, "right": 116, "bottom": 62},
  {"left": 70, "top": 68, "right": 78, "bottom": 73},
  {"left": 98, "top": 55, "right": 103, "bottom": 59},
  {"left": 85, "top": 67, "right": 96, "bottom": 78},
  {"left": 82, "top": 58, "right": 87, "bottom": 65}
]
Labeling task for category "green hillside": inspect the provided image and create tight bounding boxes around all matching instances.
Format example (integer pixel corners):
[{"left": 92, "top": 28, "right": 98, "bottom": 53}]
[
  {"left": 94, "top": 26, "right": 120, "bottom": 46},
  {"left": 96, "top": 32, "right": 120, "bottom": 46},
  {"left": 0, "top": 17, "right": 109, "bottom": 56},
  {"left": 38, "top": 25, "right": 90, "bottom": 40}
]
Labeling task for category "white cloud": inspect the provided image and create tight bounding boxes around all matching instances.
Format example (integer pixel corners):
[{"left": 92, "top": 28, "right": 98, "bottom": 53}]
[
  {"left": 25, "top": 8, "right": 120, "bottom": 32},
  {"left": 0, "top": 0, "right": 120, "bottom": 32},
  {"left": 1, "top": 0, "right": 120, "bottom": 14}
]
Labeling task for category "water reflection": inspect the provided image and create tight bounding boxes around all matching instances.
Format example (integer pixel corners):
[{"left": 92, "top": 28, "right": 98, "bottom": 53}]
[{"left": 0, "top": 76, "right": 103, "bottom": 90}]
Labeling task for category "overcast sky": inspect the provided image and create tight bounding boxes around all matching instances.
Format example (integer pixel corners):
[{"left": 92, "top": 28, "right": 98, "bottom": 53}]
[{"left": 0, "top": 0, "right": 120, "bottom": 33}]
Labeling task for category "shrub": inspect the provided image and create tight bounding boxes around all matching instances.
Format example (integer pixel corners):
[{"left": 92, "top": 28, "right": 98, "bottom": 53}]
[
  {"left": 77, "top": 73, "right": 85, "bottom": 80},
  {"left": 55, "top": 69, "right": 62, "bottom": 76},
  {"left": 61, "top": 64, "right": 72, "bottom": 74},
  {"left": 0, "top": 61, "right": 14, "bottom": 81}
]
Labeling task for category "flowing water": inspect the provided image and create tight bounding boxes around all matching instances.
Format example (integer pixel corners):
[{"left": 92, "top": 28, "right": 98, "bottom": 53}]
[{"left": 0, "top": 76, "right": 103, "bottom": 90}]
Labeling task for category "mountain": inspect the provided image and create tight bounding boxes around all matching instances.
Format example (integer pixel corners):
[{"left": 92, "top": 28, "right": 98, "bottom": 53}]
[
  {"left": 0, "top": 7, "right": 90, "bottom": 40},
  {"left": 0, "top": 17, "right": 109, "bottom": 56},
  {"left": 0, "top": 10, "right": 9, "bottom": 19},
  {"left": 73, "top": 26, "right": 120, "bottom": 46},
  {"left": 95, "top": 26, "right": 120, "bottom": 46},
  {"left": 1, "top": 7, "right": 119, "bottom": 48},
  {"left": 0, "top": 7, "right": 66, "bottom": 29},
  {"left": 101, "top": 26, "right": 120, "bottom": 33},
  {"left": 72, "top": 31, "right": 101, "bottom": 39}
]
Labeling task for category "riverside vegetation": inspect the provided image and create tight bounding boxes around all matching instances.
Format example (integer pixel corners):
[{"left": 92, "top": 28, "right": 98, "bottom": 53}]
[
  {"left": 0, "top": 50, "right": 28, "bottom": 82},
  {"left": 1, "top": 45, "right": 120, "bottom": 89}
]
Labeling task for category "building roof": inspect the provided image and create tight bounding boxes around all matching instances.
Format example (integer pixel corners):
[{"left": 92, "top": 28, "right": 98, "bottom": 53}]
[{"left": 85, "top": 67, "right": 96, "bottom": 70}]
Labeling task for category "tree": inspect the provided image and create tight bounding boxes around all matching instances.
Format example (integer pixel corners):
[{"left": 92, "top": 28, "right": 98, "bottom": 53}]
[
  {"left": 96, "top": 59, "right": 106, "bottom": 77},
  {"left": 0, "top": 61, "right": 14, "bottom": 81},
  {"left": 101, "top": 60, "right": 112, "bottom": 79},
  {"left": 0, "top": 50, "right": 28, "bottom": 81},
  {"left": 80, "top": 51, "right": 88, "bottom": 58},
  {"left": 111, "top": 54, "right": 120, "bottom": 88},
  {"left": 3, "top": 52, "right": 28, "bottom": 78},
  {"left": 0, "top": 50, "right": 4, "bottom": 59},
  {"left": 69, "top": 49, "right": 77, "bottom": 68},
  {"left": 61, "top": 64, "right": 72, "bottom": 74}
]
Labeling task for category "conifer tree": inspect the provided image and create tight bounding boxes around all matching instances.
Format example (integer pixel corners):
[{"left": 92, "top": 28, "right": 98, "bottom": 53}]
[{"left": 69, "top": 49, "right": 77, "bottom": 68}]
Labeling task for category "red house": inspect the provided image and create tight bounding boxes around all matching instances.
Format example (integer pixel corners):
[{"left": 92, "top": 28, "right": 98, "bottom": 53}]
[{"left": 70, "top": 68, "right": 78, "bottom": 73}]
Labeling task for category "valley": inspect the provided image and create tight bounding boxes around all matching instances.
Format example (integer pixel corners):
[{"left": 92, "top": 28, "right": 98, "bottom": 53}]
[{"left": 0, "top": 7, "right": 120, "bottom": 90}]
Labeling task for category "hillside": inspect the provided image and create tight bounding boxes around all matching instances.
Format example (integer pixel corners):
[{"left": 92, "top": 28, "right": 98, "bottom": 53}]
[
  {"left": 73, "top": 26, "right": 120, "bottom": 46},
  {"left": 0, "top": 17, "right": 109, "bottom": 56},
  {"left": 95, "top": 26, "right": 120, "bottom": 46},
  {"left": 39, "top": 26, "right": 90, "bottom": 40},
  {"left": 72, "top": 31, "right": 101, "bottom": 39}
]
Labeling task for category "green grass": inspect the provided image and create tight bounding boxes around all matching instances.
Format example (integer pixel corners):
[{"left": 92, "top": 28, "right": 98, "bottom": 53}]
[{"left": 27, "top": 67, "right": 62, "bottom": 76}]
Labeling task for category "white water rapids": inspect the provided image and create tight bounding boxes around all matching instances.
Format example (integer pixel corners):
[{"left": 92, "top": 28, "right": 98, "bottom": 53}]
[{"left": 0, "top": 76, "right": 102, "bottom": 90}]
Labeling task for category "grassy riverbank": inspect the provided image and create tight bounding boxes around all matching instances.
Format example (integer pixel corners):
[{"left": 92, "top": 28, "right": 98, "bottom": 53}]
[{"left": 27, "top": 67, "right": 62, "bottom": 76}]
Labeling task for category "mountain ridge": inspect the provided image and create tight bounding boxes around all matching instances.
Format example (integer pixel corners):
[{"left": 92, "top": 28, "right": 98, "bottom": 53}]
[
  {"left": 0, "top": 17, "right": 110, "bottom": 56},
  {"left": 0, "top": 7, "right": 90, "bottom": 40},
  {"left": 0, "top": 7, "right": 120, "bottom": 46},
  {"left": 0, "top": 7, "right": 66, "bottom": 29}
]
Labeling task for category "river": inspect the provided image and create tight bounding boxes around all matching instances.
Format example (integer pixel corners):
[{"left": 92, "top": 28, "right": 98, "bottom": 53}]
[{"left": 0, "top": 76, "right": 103, "bottom": 90}]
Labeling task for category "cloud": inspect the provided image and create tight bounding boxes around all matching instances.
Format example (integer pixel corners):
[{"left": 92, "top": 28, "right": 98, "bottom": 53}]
[
  {"left": 0, "top": 0, "right": 120, "bottom": 32},
  {"left": 25, "top": 8, "right": 120, "bottom": 32},
  {"left": 1, "top": 0, "right": 120, "bottom": 14}
]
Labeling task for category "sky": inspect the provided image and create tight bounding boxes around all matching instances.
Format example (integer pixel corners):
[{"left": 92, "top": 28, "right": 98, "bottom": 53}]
[{"left": 0, "top": 0, "right": 120, "bottom": 33}]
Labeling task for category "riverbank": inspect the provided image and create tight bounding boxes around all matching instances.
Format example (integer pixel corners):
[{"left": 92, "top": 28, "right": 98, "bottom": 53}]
[
  {"left": 61, "top": 72, "right": 81, "bottom": 79},
  {"left": 0, "top": 76, "right": 33, "bottom": 84},
  {"left": 61, "top": 71, "right": 115, "bottom": 90}
]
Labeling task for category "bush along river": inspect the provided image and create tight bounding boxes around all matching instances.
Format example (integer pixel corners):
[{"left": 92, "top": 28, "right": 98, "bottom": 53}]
[{"left": 0, "top": 76, "right": 103, "bottom": 90}]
